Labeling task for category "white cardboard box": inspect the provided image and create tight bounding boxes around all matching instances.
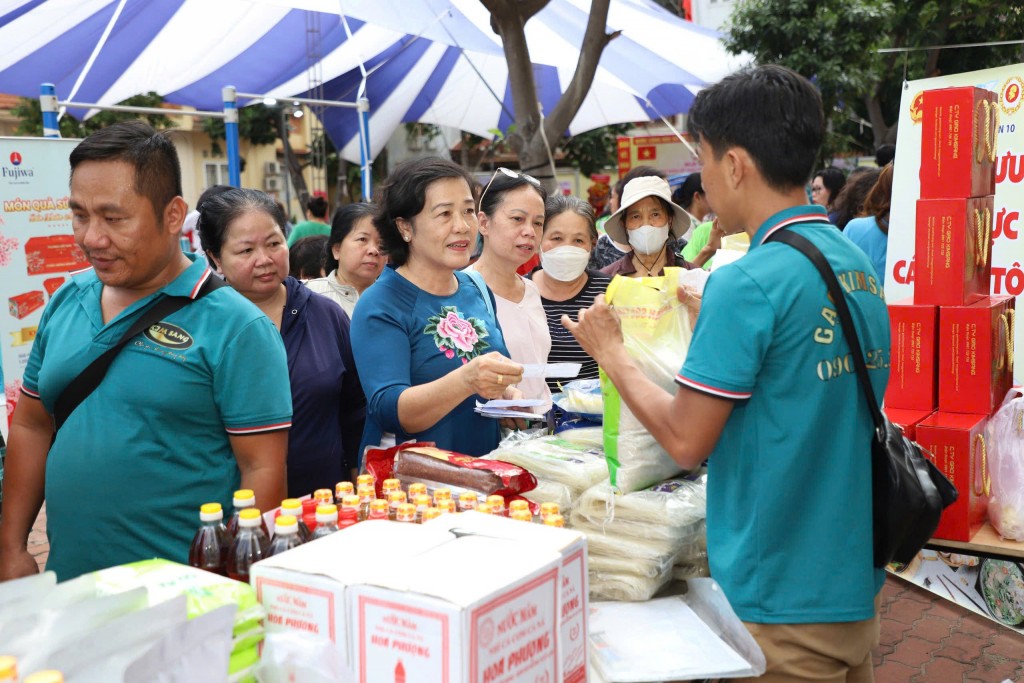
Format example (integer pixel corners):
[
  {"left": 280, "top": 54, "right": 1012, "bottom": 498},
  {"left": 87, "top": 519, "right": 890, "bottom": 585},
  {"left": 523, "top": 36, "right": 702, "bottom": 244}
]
[
  {"left": 250, "top": 519, "right": 564, "bottom": 683},
  {"left": 425, "top": 511, "right": 589, "bottom": 683}
]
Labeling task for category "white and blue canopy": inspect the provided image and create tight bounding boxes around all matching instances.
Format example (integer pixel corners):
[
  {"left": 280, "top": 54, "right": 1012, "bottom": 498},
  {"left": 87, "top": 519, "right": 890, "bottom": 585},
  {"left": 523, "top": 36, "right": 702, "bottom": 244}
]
[{"left": 0, "top": 0, "right": 747, "bottom": 162}]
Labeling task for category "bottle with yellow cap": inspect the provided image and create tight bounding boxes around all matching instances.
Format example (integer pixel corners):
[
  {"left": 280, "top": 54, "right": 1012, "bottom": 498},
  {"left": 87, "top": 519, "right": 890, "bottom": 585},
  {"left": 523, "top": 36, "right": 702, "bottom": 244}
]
[
  {"left": 188, "top": 502, "right": 230, "bottom": 576},
  {"left": 277, "top": 499, "right": 311, "bottom": 541},
  {"left": 395, "top": 503, "right": 417, "bottom": 523},
  {"left": 340, "top": 494, "right": 361, "bottom": 522},
  {"left": 432, "top": 488, "right": 453, "bottom": 507},
  {"left": 23, "top": 671, "right": 62, "bottom": 683},
  {"left": 422, "top": 507, "right": 443, "bottom": 522},
  {"left": 412, "top": 494, "right": 432, "bottom": 524},
  {"left": 437, "top": 499, "right": 457, "bottom": 515},
  {"left": 543, "top": 513, "right": 565, "bottom": 528},
  {"left": 268, "top": 515, "right": 305, "bottom": 556},
  {"left": 357, "top": 483, "right": 375, "bottom": 521},
  {"left": 387, "top": 490, "right": 408, "bottom": 521},
  {"left": 0, "top": 656, "right": 17, "bottom": 683},
  {"left": 310, "top": 505, "right": 340, "bottom": 540},
  {"left": 486, "top": 495, "right": 506, "bottom": 517},
  {"left": 510, "top": 509, "right": 533, "bottom": 522},
  {"left": 407, "top": 482, "right": 428, "bottom": 501},
  {"left": 381, "top": 478, "right": 401, "bottom": 500},
  {"left": 356, "top": 473, "right": 375, "bottom": 489},
  {"left": 227, "top": 507, "right": 269, "bottom": 583},
  {"left": 476, "top": 501, "right": 493, "bottom": 515},
  {"left": 226, "top": 489, "right": 263, "bottom": 537},
  {"left": 540, "top": 502, "right": 561, "bottom": 524},
  {"left": 335, "top": 481, "right": 355, "bottom": 503},
  {"left": 508, "top": 499, "right": 530, "bottom": 517},
  {"left": 313, "top": 489, "right": 334, "bottom": 506},
  {"left": 368, "top": 499, "right": 389, "bottom": 521},
  {"left": 457, "top": 492, "right": 479, "bottom": 512}
]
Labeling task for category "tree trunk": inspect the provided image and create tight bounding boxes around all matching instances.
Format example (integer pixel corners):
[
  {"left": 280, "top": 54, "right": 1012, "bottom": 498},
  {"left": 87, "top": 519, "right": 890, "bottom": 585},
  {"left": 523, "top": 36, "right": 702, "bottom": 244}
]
[{"left": 483, "top": 0, "right": 617, "bottom": 194}]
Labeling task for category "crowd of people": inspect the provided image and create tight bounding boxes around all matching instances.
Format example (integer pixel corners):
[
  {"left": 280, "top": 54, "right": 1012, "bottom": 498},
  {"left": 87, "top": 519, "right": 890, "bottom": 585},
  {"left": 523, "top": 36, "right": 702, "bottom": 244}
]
[{"left": 0, "top": 64, "right": 900, "bottom": 683}]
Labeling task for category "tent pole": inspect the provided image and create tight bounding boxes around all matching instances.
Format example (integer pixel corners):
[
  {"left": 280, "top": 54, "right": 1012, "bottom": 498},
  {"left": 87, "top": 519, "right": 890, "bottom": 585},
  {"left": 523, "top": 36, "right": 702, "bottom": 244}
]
[
  {"left": 40, "top": 83, "right": 60, "bottom": 138},
  {"left": 223, "top": 86, "right": 241, "bottom": 187},
  {"left": 358, "top": 95, "right": 372, "bottom": 201}
]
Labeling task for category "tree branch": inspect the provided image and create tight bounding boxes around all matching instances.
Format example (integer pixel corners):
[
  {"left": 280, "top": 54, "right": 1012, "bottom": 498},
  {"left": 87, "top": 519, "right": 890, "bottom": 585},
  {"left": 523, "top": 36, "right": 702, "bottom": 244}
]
[{"left": 545, "top": 0, "right": 617, "bottom": 141}]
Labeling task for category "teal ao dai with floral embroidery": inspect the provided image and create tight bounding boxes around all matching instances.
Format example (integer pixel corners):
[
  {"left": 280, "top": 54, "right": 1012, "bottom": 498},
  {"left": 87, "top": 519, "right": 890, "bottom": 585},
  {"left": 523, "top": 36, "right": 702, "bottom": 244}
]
[{"left": 350, "top": 266, "right": 510, "bottom": 458}]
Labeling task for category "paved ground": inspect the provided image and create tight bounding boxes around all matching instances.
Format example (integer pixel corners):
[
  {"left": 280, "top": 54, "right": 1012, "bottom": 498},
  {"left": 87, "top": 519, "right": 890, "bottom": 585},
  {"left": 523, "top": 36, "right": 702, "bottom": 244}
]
[{"left": 24, "top": 508, "right": 1024, "bottom": 681}]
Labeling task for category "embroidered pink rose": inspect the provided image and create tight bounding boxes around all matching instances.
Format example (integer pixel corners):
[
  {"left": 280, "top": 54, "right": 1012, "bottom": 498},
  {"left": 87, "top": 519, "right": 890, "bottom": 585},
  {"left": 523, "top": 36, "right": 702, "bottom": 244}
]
[
  {"left": 435, "top": 311, "right": 479, "bottom": 352},
  {"left": 424, "top": 306, "right": 490, "bottom": 362}
]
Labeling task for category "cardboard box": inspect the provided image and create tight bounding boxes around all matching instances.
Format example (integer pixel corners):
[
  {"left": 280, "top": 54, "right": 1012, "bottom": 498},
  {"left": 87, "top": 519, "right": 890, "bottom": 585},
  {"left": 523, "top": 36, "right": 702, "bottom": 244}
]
[
  {"left": 425, "top": 511, "right": 589, "bottom": 683},
  {"left": 883, "top": 407, "right": 934, "bottom": 442},
  {"left": 919, "top": 86, "right": 997, "bottom": 199},
  {"left": 24, "top": 234, "right": 89, "bottom": 276},
  {"left": 914, "top": 196, "right": 994, "bottom": 306},
  {"left": 43, "top": 276, "right": 66, "bottom": 296},
  {"left": 885, "top": 298, "right": 938, "bottom": 410},
  {"left": 916, "top": 412, "right": 989, "bottom": 541},
  {"left": 250, "top": 520, "right": 566, "bottom": 683},
  {"left": 9, "top": 290, "right": 44, "bottom": 319},
  {"left": 937, "top": 295, "right": 1014, "bottom": 414}
]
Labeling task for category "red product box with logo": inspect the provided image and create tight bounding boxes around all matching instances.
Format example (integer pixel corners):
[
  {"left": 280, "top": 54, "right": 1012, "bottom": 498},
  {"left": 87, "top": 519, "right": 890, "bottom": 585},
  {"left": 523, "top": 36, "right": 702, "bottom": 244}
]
[
  {"left": 914, "top": 196, "right": 993, "bottom": 306},
  {"left": 24, "top": 234, "right": 89, "bottom": 276},
  {"left": 883, "top": 407, "right": 934, "bottom": 442},
  {"left": 9, "top": 290, "right": 44, "bottom": 319},
  {"left": 937, "top": 295, "right": 1014, "bottom": 415},
  {"left": 919, "top": 86, "right": 997, "bottom": 199},
  {"left": 915, "top": 412, "right": 989, "bottom": 542},
  {"left": 885, "top": 298, "right": 938, "bottom": 410}
]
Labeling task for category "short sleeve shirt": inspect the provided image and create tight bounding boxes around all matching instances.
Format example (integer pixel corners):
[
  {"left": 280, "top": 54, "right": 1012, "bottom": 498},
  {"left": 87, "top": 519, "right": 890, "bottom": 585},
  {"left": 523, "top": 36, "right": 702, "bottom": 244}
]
[
  {"left": 23, "top": 256, "right": 292, "bottom": 580},
  {"left": 677, "top": 205, "right": 890, "bottom": 624}
]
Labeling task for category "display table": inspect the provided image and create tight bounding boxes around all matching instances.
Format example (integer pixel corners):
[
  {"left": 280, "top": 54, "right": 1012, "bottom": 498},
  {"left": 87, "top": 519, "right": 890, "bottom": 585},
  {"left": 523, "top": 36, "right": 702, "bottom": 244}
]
[{"left": 925, "top": 522, "right": 1024, "bottom": 561}]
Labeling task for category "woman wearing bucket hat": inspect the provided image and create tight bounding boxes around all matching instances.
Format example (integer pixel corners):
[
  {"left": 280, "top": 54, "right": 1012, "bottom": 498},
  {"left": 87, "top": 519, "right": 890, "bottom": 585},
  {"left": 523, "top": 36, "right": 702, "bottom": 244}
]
[{"left": 600, "top": 176, "right": 695, "bottom": 278}]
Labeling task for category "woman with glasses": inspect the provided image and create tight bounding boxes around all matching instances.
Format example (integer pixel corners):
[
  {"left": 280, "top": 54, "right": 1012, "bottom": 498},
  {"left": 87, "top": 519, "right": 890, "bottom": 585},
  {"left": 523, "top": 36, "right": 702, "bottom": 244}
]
[
  {"left": 531, "top": 195, "right": 611, "bottom": 391},
  {"left": 350, "top": 158, "right": 525, "bottom": 459},
  {"left": 466, "top": 167, "right": 552, "bottom": 411},
  {"left": 811, "top": 167, "right": 846, "bottom": 224},
  {"left": 600, "top": 176, "right": 694, "bottom": 278}
]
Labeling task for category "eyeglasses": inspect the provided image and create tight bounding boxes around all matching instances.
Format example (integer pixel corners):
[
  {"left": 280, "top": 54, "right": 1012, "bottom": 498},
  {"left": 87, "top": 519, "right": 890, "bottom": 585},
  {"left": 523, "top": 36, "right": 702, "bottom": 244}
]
[{"left": 478, "top": 167, "right": 541, "bottom": 212}]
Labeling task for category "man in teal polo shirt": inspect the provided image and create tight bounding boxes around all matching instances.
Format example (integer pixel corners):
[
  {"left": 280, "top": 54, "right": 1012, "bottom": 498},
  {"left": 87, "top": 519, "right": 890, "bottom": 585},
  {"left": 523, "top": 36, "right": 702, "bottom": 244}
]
[
  {"left": 0, "top": 121, "right": 292, "bottom": 581},
  {"left": 566, "top": 65, "right": 889, "bottom": 682}
]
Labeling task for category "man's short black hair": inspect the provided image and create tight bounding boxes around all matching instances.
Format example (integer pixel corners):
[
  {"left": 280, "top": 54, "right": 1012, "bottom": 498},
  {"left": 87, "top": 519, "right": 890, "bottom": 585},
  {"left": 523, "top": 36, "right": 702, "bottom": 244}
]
[
  {"left": 875, "top": 144, "right": 896, "bottom": 168},
  {"left": 69, "top": 120, "right": 182, "bottom": 221},
  {"left": 687, "top": 65, "right": 825, "bottom": 191},
  {"left": 307, "top": 196, "right": 329, "bottom": 219}
]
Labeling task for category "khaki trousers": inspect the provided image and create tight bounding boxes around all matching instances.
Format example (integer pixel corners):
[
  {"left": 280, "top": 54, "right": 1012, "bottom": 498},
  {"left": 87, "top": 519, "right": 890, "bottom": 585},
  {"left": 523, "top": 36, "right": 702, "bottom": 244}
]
[{"left": 732, "top": 596, "right": 881, "bottom": 683}]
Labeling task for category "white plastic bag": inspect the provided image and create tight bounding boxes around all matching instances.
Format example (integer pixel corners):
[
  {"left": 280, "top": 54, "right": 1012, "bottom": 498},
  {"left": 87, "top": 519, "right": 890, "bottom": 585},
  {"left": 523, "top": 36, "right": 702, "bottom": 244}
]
[
  {"left": 577, "top": 475, "right": 707, "bottom": 528},
  {"left": 602, "top": 269, "right": 693, "bottom": 492},
  {"left": 986, "top": 388, "right": 1024, "bottom": 540},
  {"left": 486, "top": 429, "right": 609, "bottom": 499}
]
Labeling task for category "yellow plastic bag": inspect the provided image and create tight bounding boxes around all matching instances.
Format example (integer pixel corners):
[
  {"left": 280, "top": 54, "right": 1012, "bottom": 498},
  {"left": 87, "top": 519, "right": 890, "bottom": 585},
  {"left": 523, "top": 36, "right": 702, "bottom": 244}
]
[{"left": 601, "top": 268, "right": 693, "bottom": 493}]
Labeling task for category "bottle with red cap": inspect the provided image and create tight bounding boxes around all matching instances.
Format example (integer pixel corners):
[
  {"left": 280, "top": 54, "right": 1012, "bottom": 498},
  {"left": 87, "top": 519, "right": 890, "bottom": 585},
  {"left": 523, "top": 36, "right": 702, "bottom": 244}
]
[
  {"left": 338, "top": 506, "right": 359, "bottom": 529},
  {"left": 188, "top": 503, "right": 230, "bottom": 575},
  {"left": 309, "top": 505, "right": 339, "bottom": 541},
  {"left": 227, "top": 508, "right": 269, "bottom": 582},
  {"left": 268, "top": 515, "right": 305, "bottom": 556},
  {"left": 368, "top": 499, "right": 389, "bottom": 521},
  {"left": 301, "top": 499, "right": 320, "bottom": 534}
]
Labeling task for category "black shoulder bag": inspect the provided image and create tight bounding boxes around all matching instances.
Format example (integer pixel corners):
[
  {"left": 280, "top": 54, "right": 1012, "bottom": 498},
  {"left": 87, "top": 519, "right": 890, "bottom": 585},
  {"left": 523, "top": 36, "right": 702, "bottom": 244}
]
[
  {"left": 52, "top": 273, "right": 225, "bottom": 432},
  {"left": 767, "top": 229, "right": 958, "bottom": 568}
]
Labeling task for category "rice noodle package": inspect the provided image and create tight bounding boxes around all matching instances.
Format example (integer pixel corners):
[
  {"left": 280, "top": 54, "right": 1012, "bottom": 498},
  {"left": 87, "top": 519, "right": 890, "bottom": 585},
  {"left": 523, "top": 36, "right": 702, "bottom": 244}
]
[
  {"left": 602, "top": 268, "right": 695, "bottom": 492},
  {"left": 986, "top": 388, "right": 1024, "bottom": 540},
  {"left": 577, "top": 474, "right": 707, "bottom": 528},
  {"left": 486, "top": 428, "right": 609, "bottom": 500}
]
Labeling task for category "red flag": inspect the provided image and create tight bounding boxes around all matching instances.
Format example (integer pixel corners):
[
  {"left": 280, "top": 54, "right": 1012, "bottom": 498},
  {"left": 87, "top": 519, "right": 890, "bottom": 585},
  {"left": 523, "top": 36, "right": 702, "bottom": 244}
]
[{"left": 637, "top": 145, "right": 657, "bottom": 161}]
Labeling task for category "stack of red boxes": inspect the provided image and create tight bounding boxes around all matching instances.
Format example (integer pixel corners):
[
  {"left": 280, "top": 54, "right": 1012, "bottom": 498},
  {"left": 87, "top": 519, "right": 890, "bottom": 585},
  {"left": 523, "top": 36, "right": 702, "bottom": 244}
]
[{"left": 885, "top": 85, "right": 1010, "bottom": 542}]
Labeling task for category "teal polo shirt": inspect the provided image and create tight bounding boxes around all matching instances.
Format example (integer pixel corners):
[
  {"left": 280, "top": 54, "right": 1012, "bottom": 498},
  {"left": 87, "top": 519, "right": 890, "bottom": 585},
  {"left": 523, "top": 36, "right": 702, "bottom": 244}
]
[
  {"left": 677, "top": 205, "right": 889, "bottom": 624},
  {"left": 22, "top": 255, "right": 292, "bottom": 580}
]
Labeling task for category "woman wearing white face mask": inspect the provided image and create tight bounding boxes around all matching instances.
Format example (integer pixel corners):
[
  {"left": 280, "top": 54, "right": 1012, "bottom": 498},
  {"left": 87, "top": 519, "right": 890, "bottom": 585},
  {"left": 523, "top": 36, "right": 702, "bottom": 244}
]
[
  {"left": 532, "top": 195, "right": 611, "bottom": 391},
  {"left": 600, "top": 176, "right": 695, "bottom": 278}
]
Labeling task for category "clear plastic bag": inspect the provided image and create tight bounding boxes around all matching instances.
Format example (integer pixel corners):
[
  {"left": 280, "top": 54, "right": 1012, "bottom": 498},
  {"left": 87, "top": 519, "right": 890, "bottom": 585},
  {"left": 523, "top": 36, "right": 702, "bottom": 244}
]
[
  {"left": 602, "top": 269, "right": 693, "bottom": 492},
  {"left": 588, "top": 552, "right": 675, "bottom": 579},
  {"left": 486, "top": 431, "right": 609, "bottom": 500},
  {"left": 589, "top": 563, "right": 673, "bottom": 602},
  {"left": 986, "top": 388, "right": 1024, "bottom": 540},
  {"left": 577, "top": 475, "right": 707, "bottom": 528}
]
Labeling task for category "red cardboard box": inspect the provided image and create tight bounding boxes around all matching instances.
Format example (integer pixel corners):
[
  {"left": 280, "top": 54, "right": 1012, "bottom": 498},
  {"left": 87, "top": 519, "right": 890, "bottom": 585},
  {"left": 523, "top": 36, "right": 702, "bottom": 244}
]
[
  {"left": 43, "top": 276, "right": 66, "bottom": 296},
  {"left": 883, "top": 407, "right": 934, "bottom": 442},
  {"left": 920, "top": 86, "right": 997, "bottom": 199},
  {"left": 886, "top": 298, "right": 938, "bottom": 410},
  {"left": 938, "top": 295, "right": 1014, "bottom": 415},
  {"left": 25, "top": 234, "right": 89, "bottom": 276},
  {"left": 9, "top": 290, "right": 44, "bottom": 319},
  {"left": 915, "top": 412, "right": 989, "bottom": 542},
  {"left": 914, "top": 196, "right": 993, "bottom": 306}
]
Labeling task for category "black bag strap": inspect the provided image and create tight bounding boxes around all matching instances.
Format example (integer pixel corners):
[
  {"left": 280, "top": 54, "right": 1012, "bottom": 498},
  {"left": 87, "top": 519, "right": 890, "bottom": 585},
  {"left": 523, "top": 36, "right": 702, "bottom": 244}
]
[
  {"left": 766, "top": 229, "right": 885, "bottom": 441},
  {"left": 53, "top": 272, "right": 225, "bottom": 432}
]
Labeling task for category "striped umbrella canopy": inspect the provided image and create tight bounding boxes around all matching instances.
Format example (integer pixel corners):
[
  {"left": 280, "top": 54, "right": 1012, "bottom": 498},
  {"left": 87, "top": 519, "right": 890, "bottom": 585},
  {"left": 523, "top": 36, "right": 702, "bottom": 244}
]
[{"left": 0, "top": 0, "right": 747, "bottom": 163}]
